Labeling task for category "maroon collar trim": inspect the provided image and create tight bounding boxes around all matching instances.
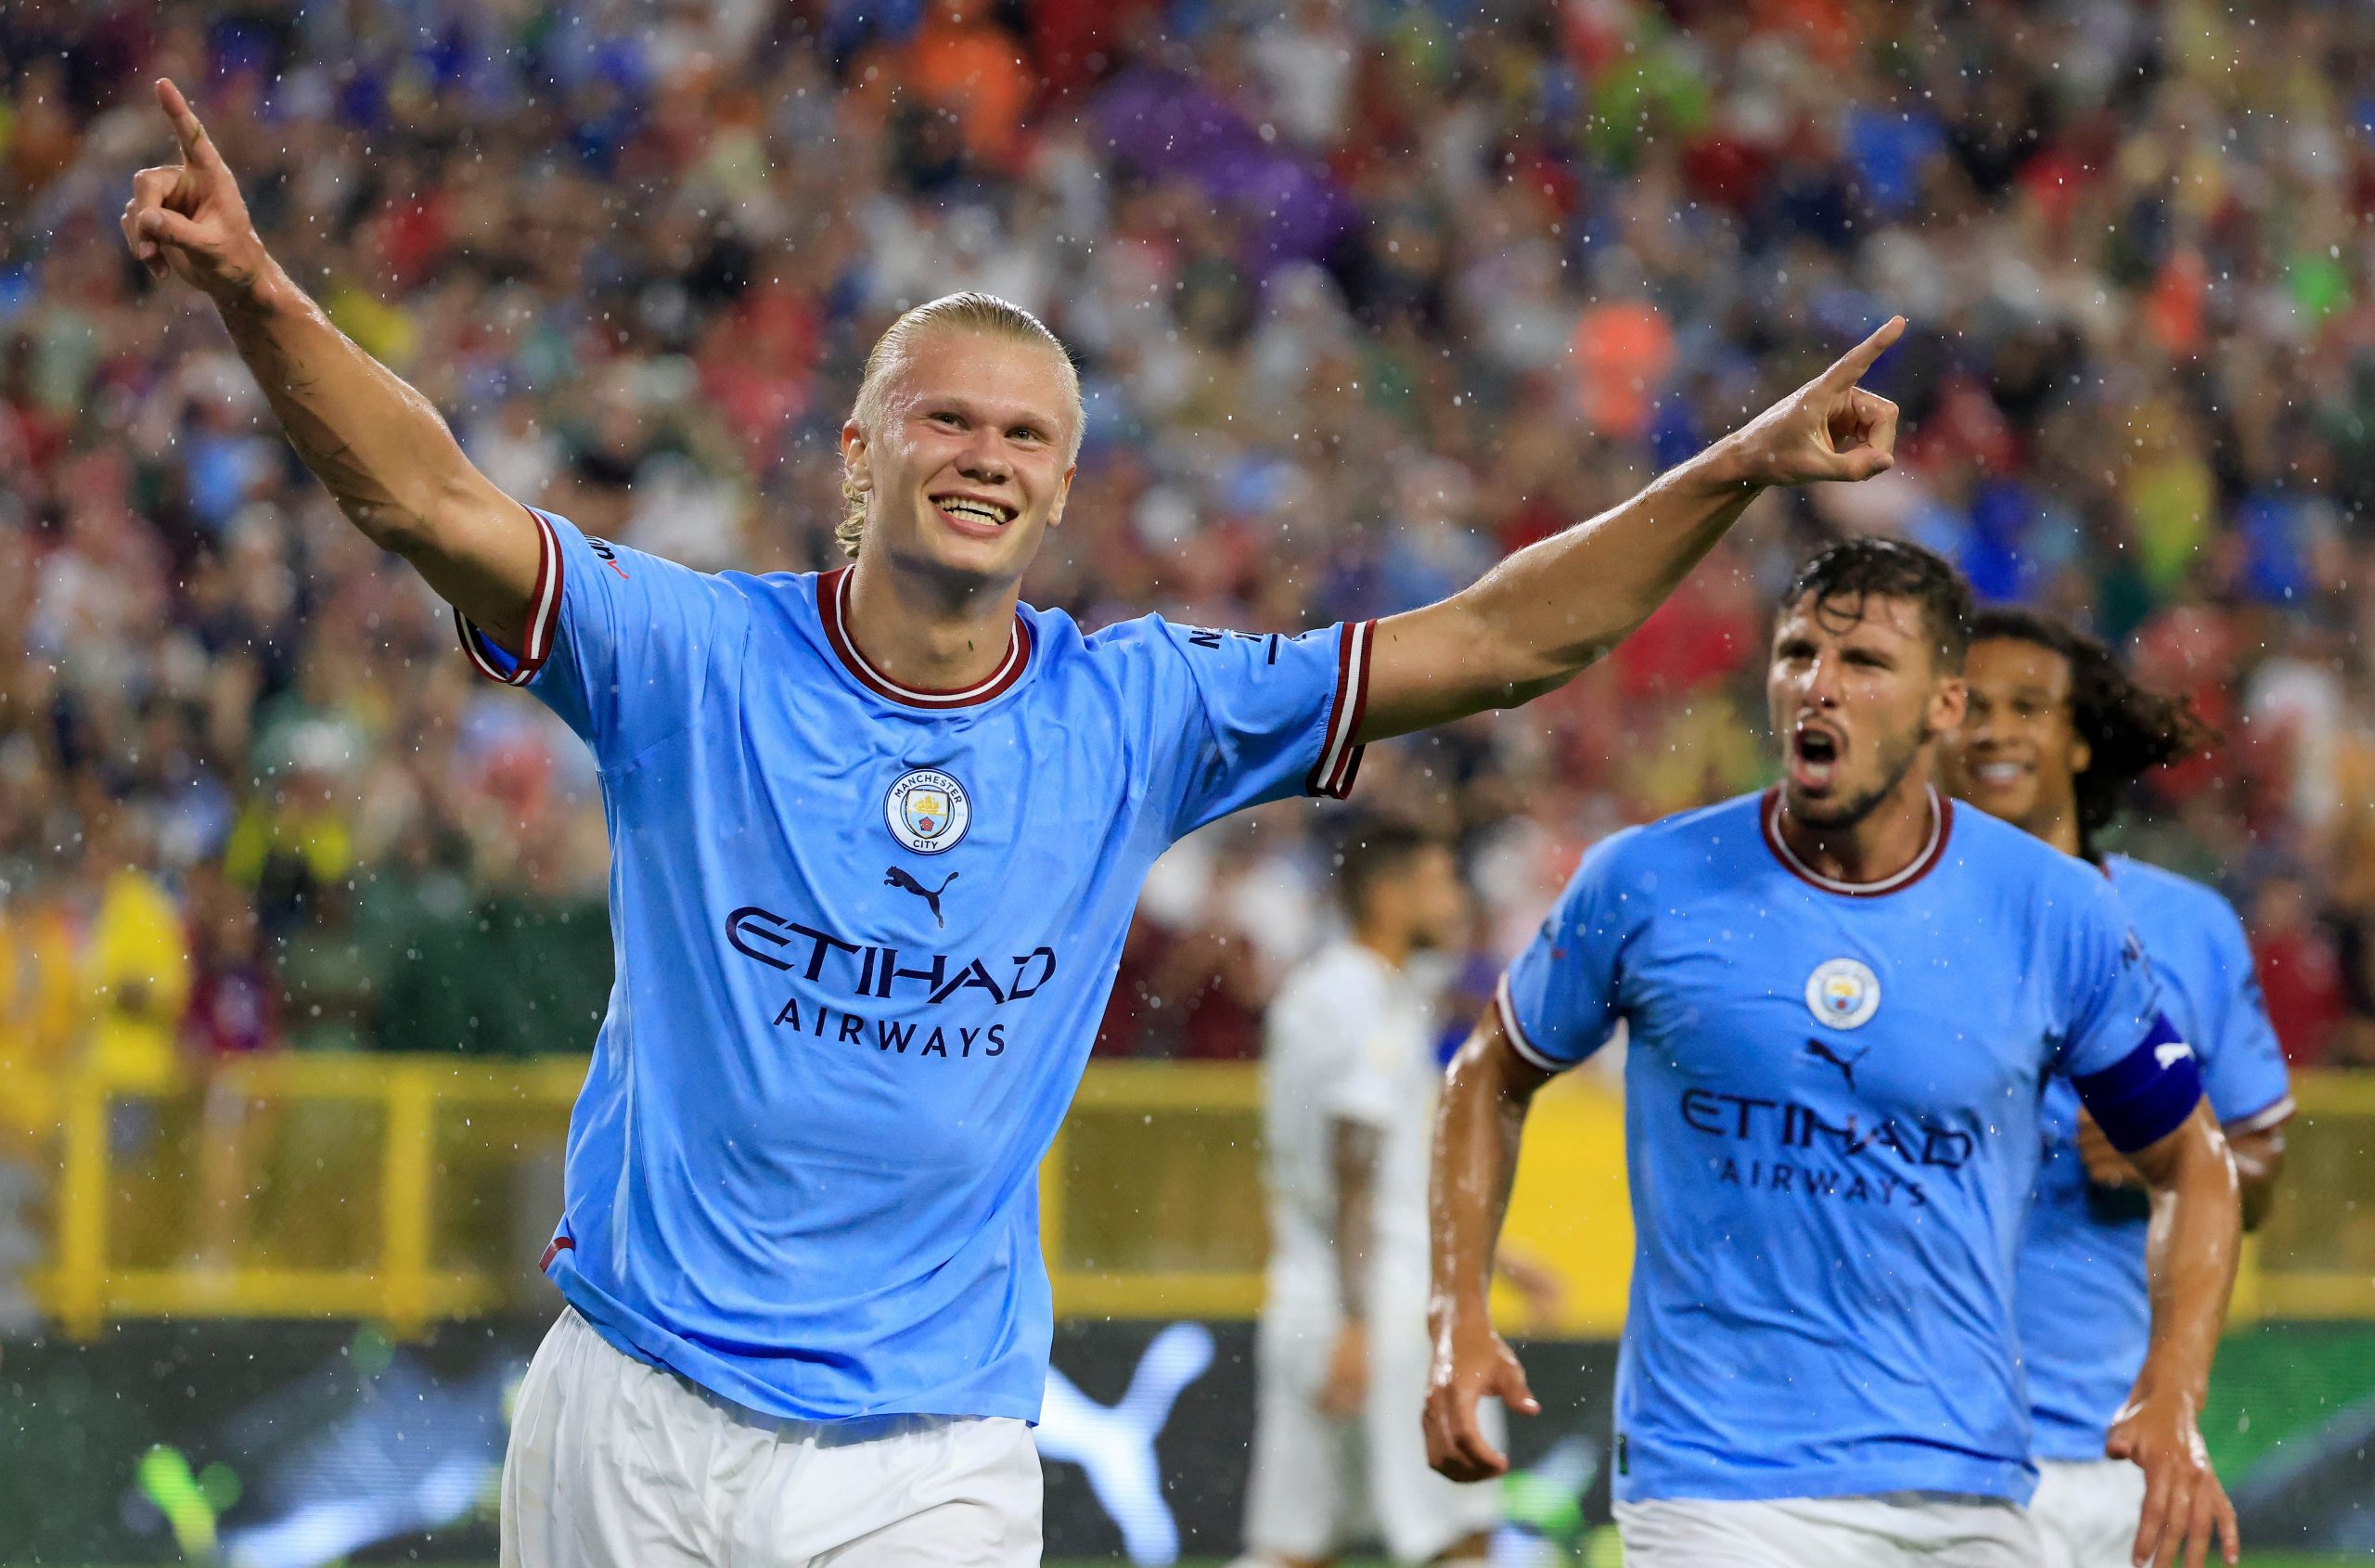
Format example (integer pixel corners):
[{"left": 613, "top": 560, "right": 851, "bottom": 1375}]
[
  {"left": 1762, "top": 786, "right": 1953, "bottom": 897},
  {"left": 815, "top": 566, "right": 1032, "bottom": 709}
]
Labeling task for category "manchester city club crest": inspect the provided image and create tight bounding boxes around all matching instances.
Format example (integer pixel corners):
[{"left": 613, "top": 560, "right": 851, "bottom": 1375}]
[
  {"left": 885, "top": 767, "right": 971, "bottom": 855},
  {"left": 1804, "top": 957, "right": 1881, "bottom": 1030}
]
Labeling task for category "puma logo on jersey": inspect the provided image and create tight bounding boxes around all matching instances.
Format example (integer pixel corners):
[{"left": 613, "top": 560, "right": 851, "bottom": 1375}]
[
  {"left": 2155, "top": 1039, "right": 2195, "bottom": 1070},
  {"left": 1803, "top": 1036, "right": 1868, "bottom": 1090},
  {"left": 884, "top": 867, "right": 958, "bottom": 928},
  {"left": 586, "top": 535, "right": 630, "bottom": 578}
]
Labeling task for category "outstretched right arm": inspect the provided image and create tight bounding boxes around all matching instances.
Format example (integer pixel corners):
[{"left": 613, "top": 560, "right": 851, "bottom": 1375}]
[{"left": 121, "top": 79, "right": 539, "bottom": 648}]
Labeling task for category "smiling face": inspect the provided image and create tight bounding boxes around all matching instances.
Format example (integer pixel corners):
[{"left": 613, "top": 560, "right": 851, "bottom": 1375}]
[
  {"left": 1765, "top": 591, "right": 1968, "bottom": 830},
  {"left": 840, "top": 325, "right": 1078, "bottom": 586},
  {"left": 1945, "top": 636, "right": 2090, "bottom": 842}
]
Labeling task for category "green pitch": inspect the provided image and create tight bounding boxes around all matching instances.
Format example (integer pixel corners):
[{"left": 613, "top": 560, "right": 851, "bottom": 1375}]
[
  {"left": 1087, "top": 1558, "right": 2373, "bottom": 1567},
  {"left": 36, "top": 1552, "right": 2375, "bottom": 1566},
  {"left": 1046, "top": 1559, "right": 2372, "bottom": 1567}
]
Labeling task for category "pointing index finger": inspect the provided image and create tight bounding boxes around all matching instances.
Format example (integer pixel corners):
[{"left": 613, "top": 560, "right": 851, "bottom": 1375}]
[
  {"left": 154, "top": 78, "right": 221, "bottom": 170},
  {"left": 1819, "top": 315, "right": 1907, "bottom": 392}
]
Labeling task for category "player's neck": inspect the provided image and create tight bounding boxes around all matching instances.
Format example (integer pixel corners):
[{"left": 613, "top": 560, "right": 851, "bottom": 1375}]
[
  {"left": 2027, "top": 803, "right": 2084, "bottom": 859},
  {"left": 1777, "top": 769, "right": 1939, "bottom": 887},
  {"left": 844, "top": 553, "right": 1023, "bottom": 692},
  {"left": 1352, "top": 922, "right": 1412, "bottom": 970}
]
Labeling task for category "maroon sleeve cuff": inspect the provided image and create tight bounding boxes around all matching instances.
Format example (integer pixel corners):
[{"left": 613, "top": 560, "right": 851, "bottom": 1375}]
[
  {"left": 456, "top": 506, "right": 563, "bottom": 687},
  {"left": 1304, "top": 618, "right": 1374, "bottom": 799},
  {"left": 1496, "top": 972, "right": 1568, "bottom": 1073}
]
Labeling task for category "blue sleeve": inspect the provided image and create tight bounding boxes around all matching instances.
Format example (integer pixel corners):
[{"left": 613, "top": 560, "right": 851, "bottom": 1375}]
[
  {"left": 2195, "top": 899, "right": 2295, "bottom": 1132},
  {"left": 1496, "top": 830, "right": 1639, "bottom": 1073},
  {"left": 2056, "top": 875, "right": 2203, "bottom": 1152},
  {"left": 456, "top": 508, "right": 747, "bottom": 765},
  {"left": 1149, "top": 618, "right": 1374, "bottom": 839}
]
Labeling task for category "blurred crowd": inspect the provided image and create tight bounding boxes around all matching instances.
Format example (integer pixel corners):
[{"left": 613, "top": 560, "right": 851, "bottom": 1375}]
[{"left": 6, "top": 0, "right": 2375, "bottom": 1138}]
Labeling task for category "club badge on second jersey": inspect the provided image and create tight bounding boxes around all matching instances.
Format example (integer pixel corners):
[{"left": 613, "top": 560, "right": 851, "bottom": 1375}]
[
  {"left": 1805, "top": 957, "right": 1881, "bottom": 1030},
  {"left": 885, "top": 767, "right": 971, "bottom": 855}
]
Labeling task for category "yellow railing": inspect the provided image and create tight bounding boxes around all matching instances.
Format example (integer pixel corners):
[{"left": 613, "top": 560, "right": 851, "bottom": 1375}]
[
  {"left": 26, "top": 1056, "right": 2375, "bottom": 1337},
  {"left": 44, "top": 1052, "right": 592, "bottom": 1337},
  {"left": 2246, "top": 1071, "right": 2375, "bottom": 1320}
]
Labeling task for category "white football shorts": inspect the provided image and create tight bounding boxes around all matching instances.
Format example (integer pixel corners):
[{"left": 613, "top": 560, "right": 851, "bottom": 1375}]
[
  {"left": 1240, "top": 1291, "right": 1502, "bottom": 1563},
  {"left": 500, "top": 1308, "right": 1041, "bottom": 1568},
  {"left": 2031, "top": 1457, "right": 2149, "bottom": 1568},
  {"left": 1613, "top": 1490, "right": 2041, "bottom": 1567}
]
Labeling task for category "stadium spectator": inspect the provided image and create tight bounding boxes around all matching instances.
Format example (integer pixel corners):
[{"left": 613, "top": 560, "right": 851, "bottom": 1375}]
[
  {"left": 74, "top": 806, "right": 188, "bottom": 1098},
  {"left": 180, "top": 860, "right": 277, "bottom": 1268},
  {"left": 0, "top": 0, "right": 2371, "bottom": 1138},
  {"left": 2251, "top": 872, "right": 2348, "bottom": 1069},
  {"left": 180, "top": 862, "right": 276, "bottom": 1062}
]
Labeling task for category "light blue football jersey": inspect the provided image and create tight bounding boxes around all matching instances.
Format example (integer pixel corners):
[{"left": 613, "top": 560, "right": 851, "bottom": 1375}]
[
  {"left": 1499, "top": 791, "right": 2201, "bottom": 1506},
  {"left": 2018, "top": 855, "right": 2292, "bottom": 1459},
  {"left": 460, "top": 508, "right": 1373, "bottom": 1421}
]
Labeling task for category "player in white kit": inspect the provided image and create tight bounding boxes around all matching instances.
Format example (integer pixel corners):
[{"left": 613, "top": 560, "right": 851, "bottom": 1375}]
[{"left": 1240, "top": 822, "right": 1506, "bottom": 1567}]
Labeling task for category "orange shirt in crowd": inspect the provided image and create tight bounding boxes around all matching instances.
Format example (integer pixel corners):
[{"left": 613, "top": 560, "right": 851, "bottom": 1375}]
[{"left": 902, "top": 1, "right": 1036, "bottom": 167}]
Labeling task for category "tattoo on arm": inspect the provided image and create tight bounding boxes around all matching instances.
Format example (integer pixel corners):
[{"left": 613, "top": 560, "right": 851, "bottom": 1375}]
[
  {"left": 1331, "top": 1118, "right": 1381, "bottom": 1323},
  {"left": 220, "top": 305, "right": 414, "bottom": 526}
]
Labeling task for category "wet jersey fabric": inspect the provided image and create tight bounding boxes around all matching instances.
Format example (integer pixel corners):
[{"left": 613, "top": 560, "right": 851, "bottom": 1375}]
[
  {"left": 1498, "top": 791, "right": 2198, "bottom": 1506},
  {"left": 460, "top": 508, "right": 1373, "bottom": 1422},
  {"left": 2018, "top": 855, "right": 2292, "bottom": 1460}
]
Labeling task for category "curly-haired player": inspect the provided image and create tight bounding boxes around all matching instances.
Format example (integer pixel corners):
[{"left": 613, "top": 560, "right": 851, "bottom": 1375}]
[{"left": 1946, "top": 608, "right": 2292, "bottom": 1568}]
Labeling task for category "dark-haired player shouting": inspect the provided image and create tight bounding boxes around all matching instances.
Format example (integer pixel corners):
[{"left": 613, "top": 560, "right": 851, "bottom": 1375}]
[
  {"left": 125, "top": 76, "right": 1909, "bottom": 1567},
  {"left": 1947, "top": 609, "right": 2290, "bottom": 1568},
  {"left": 1426, "top": 541, "right": 2243, "bottom": 1568}
]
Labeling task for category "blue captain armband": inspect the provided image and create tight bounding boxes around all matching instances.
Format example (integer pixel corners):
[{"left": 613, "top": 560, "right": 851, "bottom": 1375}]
[{"left": 2072, "top": 1014, "right": 2204, "bottom": 1153}]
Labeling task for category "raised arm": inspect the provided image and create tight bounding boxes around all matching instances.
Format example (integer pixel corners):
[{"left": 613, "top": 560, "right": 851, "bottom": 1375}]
[
  {"left": 1358, "top": 317, "right": 1905, "bottom": 742},
  {"left": 121, "top": 80, "right": 539, "bottom": 647},
  {"left": 1422, "top": 1008, "right": 1552, "bottom": 1481},
  {"left": 2109, "top": 1100, "right": 2243, "bottom": 1568}
]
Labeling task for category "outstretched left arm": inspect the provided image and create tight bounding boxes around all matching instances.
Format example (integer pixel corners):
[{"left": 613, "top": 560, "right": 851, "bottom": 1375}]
[{"left": 1356, "top": 317, "right": 1905, "bottom": 743}]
